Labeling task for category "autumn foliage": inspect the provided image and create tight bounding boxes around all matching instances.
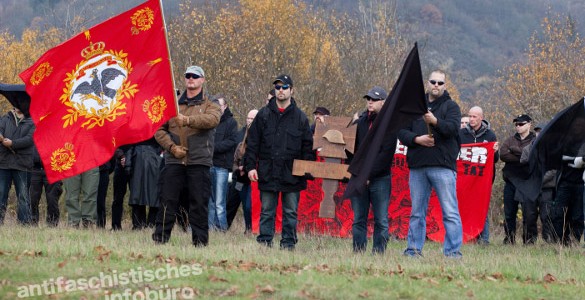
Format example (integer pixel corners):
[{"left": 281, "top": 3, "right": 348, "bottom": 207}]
[{"left": 487, "top": 13, "right": 585, "bottom": 135}]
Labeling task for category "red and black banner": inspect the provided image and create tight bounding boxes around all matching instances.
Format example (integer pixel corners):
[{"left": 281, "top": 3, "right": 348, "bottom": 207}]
[{"left": 252, "top": 141, "right": 496, "bottom": 243}]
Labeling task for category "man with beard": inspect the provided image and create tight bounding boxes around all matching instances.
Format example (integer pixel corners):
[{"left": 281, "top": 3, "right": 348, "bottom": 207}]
[
  {"left": 244, "top": 74, "right": 314, "bottom": 250},
  {"left": 398, "top": 70, "right": 463, "bottom": 258}
]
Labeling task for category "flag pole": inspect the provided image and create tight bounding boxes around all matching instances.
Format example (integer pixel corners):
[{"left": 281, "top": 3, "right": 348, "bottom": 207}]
[{"left": 158, "top": 0, "right": 180, "bottom": 116}]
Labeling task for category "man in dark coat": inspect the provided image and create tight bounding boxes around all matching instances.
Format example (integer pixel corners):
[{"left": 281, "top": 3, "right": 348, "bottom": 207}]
[
  {"left": 244, "top": 74, "right": 314, "bottom": 250},
  {"left": 125, "top": 137, "right": 162, "bottom": 230},
  {"left": 0, "top": 107, "right": 35, "bottom": 225},
  {"left": 347, "top": 86, "right": 397, "bottom": 254},
  {"left": 500, "top": 114, "right": 536, "bottom": 244},
  {"left": 208, "top": 95, "right": 238, "bottom": 231}
]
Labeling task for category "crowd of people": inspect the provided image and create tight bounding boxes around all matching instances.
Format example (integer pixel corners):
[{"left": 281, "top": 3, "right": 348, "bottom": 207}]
[{"left": 0, "top": 66, "right": 583, "bottom": 257}]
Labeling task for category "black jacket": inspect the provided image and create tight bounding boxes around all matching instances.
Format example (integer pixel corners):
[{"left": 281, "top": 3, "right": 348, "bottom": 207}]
[
  {"left": 0, "top": 111, "right": 35, "bottom": 171},
  {"left": 212, "top": 107, "right": 238, "bottom": 170},
  {"left": 244, "top": 98, "right": 314, "bottom": 192},
  {"left": 347, "top": 111, "right": 397, "bottom": 179},
  {"left": 398, "top": 91, "right": 461, "bottom": 171},
  {"left": 459, "top": 120, "right": 500, "bottom": 163}
]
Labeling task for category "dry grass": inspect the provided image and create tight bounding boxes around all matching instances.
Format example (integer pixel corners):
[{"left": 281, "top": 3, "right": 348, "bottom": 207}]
[{"left": 0, "top": 215, "right": 584, "bottom": 299}]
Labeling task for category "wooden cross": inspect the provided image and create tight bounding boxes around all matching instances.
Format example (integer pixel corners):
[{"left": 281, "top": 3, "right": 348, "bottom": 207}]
[{"left": 293, "top": 116, "right": 356, "bottom": 218}]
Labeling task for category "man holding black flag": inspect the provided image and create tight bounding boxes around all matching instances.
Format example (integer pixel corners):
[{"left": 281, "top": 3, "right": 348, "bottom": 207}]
[{"left": 398, "top": 70, "right": 463, "bottom": 258}]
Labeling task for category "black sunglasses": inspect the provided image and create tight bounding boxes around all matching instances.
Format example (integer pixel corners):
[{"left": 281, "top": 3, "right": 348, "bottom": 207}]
[
  {"left": 185, "top": 73, "right": 201, "bottom": 79},
  {"left": 515, "top": 122, "right": 527, "bottom": 127},
  {"left": 275, "top": 84, "right": 290, "bottom": 90},
  {"left": 429, "top": 80, "right": 445, "bottom": 86},
  {"left": 365, "top": 97, "right": 383, "bottom": 102}
]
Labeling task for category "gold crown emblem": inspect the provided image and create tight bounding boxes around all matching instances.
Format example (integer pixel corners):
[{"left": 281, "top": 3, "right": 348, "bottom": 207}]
[{"left": 81, "top": 42, "right": 105, "bottom": 59}]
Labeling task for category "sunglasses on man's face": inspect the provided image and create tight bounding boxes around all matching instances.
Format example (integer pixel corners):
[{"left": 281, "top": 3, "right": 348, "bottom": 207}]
[
  {"left": 275, "top": 84, "right": 290, "bottom": 90},
  {"left": 515, "top": 122, "right": 527, "bottom": 127},
  {"left": 429, "top": 80, "right": 445, "bottom": 86},
  {"left": 365, "top": 97, "right": 383, "bottom": 102},
  {"left": 185, "top": 73, "right": 201, "bottom": 79}
]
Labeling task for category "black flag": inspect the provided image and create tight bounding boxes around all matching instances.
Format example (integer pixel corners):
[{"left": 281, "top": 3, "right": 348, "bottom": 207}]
[
  {"left": 513, "top": 97, "right": 585, "bottom": 202},
  {"left": 0, "top": 83, "right": 31, "bottom": 117},
  {"left": 343, "top": 43, "right": 427, "bottom": 199}
]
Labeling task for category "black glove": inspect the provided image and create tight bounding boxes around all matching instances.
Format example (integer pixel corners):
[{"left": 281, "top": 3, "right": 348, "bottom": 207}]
[
  {"left": 341, "top": 177, "right": 350, "bottom": 183},
  {"left": 304, "top": 172, "right": 315, "bottom": 181}
]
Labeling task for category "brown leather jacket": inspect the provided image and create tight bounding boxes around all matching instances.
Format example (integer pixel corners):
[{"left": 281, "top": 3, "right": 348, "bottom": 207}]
[{"left": 155, "top": 91, "right": 221, "bottom": 166}]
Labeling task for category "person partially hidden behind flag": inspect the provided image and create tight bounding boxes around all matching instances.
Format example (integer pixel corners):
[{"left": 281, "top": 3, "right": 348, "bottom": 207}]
[
  {"left": 552, "top": 118, "right": 585, "bottom": 245},
  {"left": 458, "top": 106, "right": 499, "bottom": 245},
  {"left": 347, "top": 86, "right": 396, "bottom": 254},
  {"left": 398, "top": 70, "right": 463, "bottom": 258},
  {"left": 152, "top": 65, "right": 221, "bottom": 246},
  {"left": 0, "top": 107, "right": 35, "bottom": 225}
]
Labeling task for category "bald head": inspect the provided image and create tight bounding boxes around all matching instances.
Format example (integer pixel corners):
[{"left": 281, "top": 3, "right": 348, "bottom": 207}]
[
  {"left": 468, "top": 106, "right": 484, "bottom": 131},
  {"left": 246, "top": 109, "right": 258, "bottom": 126}
]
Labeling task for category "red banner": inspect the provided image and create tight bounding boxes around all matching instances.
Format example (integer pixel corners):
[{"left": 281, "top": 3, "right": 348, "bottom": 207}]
[
  {"left": 252, "top": 142, "right": 495, "bottom": 243},
  {"left": 19, "top": 0, "right": 175, "bottom": 183}
]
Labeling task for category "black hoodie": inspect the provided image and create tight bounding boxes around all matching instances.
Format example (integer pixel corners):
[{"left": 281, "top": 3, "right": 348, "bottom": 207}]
[{"left": 398, "top": 91, "right": 461, "bottom": 171}]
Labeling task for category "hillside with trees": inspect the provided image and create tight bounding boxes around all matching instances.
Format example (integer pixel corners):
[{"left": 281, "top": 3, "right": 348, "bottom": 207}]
[{"left": 1, "top": 0, "right": 585, "bottom": 129}]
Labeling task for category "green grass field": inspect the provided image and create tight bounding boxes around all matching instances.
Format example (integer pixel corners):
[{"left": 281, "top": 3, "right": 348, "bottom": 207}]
[{"left": 0, "top": 217, "right": 584, "bottom": 300}]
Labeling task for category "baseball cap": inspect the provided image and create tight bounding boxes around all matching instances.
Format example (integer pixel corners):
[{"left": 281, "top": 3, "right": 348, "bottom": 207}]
[
  {"left": 363, "top": 86, "right": 388, "bottom": 100},
  {"left": 313, "top": 107, "right": 330, "bottom": 116},
  {"left": 513, "top": 114, "right": 532, "bottom": 123},
  {"left": 273, "top": 74, "right": 293, "bottom": 87},
  {"left": 185, "top": 65, "right": 205, "bottom": 77}
]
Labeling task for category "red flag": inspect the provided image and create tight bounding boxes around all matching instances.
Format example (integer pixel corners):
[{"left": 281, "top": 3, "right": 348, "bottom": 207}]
[{"left": 19, "top": 0, "right": 176, "bottom": 183}]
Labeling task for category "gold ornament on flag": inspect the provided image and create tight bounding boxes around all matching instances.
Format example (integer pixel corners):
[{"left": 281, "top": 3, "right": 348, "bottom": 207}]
[
  {"left": 60, "top": 40, "right": 138, "bottom": 129},
  {"left": 143, "top": 96, "right": 168, "bottom": 123},
  {"left": 131, "top": 7, "right": 155, "bottom": 35},
  {"left": 30, "top": 62, "right": 53, "bottom": 86},
  {"left": 51, "top": 143, "right": 76, "bottom": 172}
]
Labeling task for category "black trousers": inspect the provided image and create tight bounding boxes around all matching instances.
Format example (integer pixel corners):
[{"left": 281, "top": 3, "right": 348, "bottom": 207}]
[
  {"left": 111, "top": 165, "right": 130, "bottom": 230},
  {"left": 30, "top": 169, "right": 62, "bottom": 226},
  {"left": 96, "top": 170, "right": 110, "bottom": 228},
  {"left": 153, "top": 164, "right": 210, "bottom": 246},
  {"left": 226, "top": 180, "right": 241, "bottom": 229},
  {"left": 131, "top": 205, "right": 158, "bottom": 229}
]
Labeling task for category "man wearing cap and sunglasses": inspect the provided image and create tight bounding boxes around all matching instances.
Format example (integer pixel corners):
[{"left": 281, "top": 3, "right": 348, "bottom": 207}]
[
  {"left": 500, "top": 114, "right": 536, "bottom": 244},
  {"left": 244, "top": 74, "right": 314, "bottom": 251},
  {"left": 153, "top": 65, "right": 221, "bottom": 247},
  {"left": 347, "top": 86, "right": 397, "bottom": 254},
  {"left": 398, "top": 70, "right": 463, "bottom": 258}
]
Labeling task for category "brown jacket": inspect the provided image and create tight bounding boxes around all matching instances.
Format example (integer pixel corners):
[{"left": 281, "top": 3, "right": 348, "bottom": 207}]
[{"left": 155, "top": 91, "right": 221, "bottom": 166}]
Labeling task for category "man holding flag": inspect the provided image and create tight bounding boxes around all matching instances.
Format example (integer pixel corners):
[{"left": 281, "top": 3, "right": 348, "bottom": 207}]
[
  {"left": 398, "top": 70, "right": 463, "bottom": 258},
  {"left": 153, "top": 66, "right": 221, "bottom": 247}
]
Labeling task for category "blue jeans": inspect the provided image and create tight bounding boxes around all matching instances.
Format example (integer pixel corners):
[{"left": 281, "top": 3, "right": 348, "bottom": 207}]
[
  {"left": 209, "top": 166, "right": 229, "bottom": 231},
  {"left": 478, "top": 215, "right": 489, "bottom": 243},
  {"left": 350, "top": 175, "right": 391, "bottom": 253},
  {"left": 0, "top": 169, "right": 32, "bottom": 224},
  {"left": 405, "top": 167, "right": 462, "bottom": 256},
  {"left": 257, "top": 191, "right": 299, "bottom": 249}
]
